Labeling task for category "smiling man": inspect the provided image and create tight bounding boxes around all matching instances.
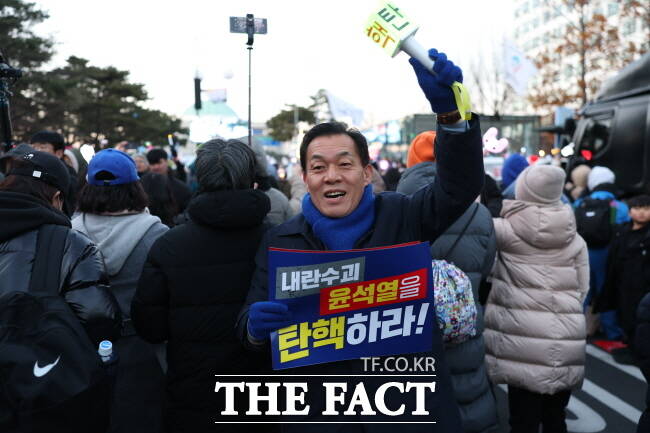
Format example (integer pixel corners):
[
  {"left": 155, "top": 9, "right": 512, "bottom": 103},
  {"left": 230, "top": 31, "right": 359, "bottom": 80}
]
[{"left": 237, "top": 48, "right": 484, "bottom": 432}]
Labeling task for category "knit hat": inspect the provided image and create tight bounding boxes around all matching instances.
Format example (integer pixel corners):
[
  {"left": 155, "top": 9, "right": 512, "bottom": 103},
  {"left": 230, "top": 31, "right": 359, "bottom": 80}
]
[
  {"left": 8, "top": 150, "right": 70, "bottom": 194},
  {"left": 407, "top": 131, "right": 436, "bottom": 168},
  {"left": 87, "top": 149, "right": 139, "bottom": 186},
  {"left": 501, "top": 154, "right": 529, "bottom": 190},
  {"left": 587, "top": 166, "right": 615, "bottom": 191},
  {"left": 515, "top": 164, "right": 566, "bottom": 204},
  {"left": 30, "top": 131, "right": 65, "bottom": 152}
]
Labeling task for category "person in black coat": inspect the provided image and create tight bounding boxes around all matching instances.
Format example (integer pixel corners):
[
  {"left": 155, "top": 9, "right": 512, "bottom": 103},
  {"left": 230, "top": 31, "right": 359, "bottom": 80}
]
[
  {"left": 637, "top": 292, "right": 650, "bottom": 433},
  {"left": 237, "top": 49, "right": 484, "bottom": 432},
  {"left": 480, "top": 173, "right": 503, "bottom": 217},
  {"left": 0, "top": 152, "right": 121, "bottom": 433},
  {"left": 596, "top": 194, "right": 650, "bottom": 357},
  {"left": 146, "top": 148, "right": 192, "bottom": 215},
  {"left": 131, "top": 139, "right": 272, "bottom": 433}
]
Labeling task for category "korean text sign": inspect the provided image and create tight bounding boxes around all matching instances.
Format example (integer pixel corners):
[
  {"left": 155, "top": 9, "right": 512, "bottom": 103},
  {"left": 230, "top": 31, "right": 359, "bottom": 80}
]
[{"left": 269, "top": 242, "right": 434, "bottom": 370}]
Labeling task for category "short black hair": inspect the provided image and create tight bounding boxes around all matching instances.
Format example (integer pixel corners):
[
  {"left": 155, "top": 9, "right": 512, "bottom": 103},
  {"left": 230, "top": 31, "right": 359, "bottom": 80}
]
[
  {"left": 77, "top": 181, "right": 148, "bottom": 214},
  {"left": 146, "top": 148, "right": 168, "bottom": 165},
  {"left": 300, "top": 122, "right": 369, "bottom": 171},
  {"left": 628, "top": 194, "right": 650, "bottom": 209},
  {"left": 30, "top": 131, "right": 65, "bottom": 152},
  {"left": 196, "top": 139, "right": 257, "bottom": 192},
  {"left": 140, "top": 173, "right": 178, "bottom": 226}
]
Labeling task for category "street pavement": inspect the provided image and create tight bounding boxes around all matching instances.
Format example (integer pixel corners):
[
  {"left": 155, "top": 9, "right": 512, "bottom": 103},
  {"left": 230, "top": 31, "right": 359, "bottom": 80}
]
[{"left": 492, "top": 343, "right": 646, "bottom": 433}]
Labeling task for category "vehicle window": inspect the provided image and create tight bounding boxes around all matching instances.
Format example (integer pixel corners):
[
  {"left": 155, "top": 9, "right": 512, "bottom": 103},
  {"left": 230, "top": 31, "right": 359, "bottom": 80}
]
[{"left": 581, "top": 116, "right": 612, "bottom": 155}]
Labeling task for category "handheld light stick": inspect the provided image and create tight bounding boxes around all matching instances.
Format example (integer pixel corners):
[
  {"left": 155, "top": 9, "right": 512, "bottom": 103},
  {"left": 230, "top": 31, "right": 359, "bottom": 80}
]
[
  {"left": 365, "top": 2, "right": 472, "bottom": 120},
  {"left": 167, "top": 134, "right": 178, "bottom": 159}
]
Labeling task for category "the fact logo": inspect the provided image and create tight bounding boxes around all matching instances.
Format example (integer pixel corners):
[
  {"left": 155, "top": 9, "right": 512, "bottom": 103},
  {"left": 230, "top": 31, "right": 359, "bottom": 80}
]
[
  {"left": 214, "top": 379, "right": 436, "bottom": 417},
  {"left": 33, "top": 356, "right": 60, "bottom": 378}
]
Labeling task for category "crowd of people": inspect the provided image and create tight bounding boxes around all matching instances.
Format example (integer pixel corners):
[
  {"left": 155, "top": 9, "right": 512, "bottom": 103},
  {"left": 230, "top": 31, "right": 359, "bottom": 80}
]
[{"left": 0, "top": 47, "right": 649, "bottom": 433}]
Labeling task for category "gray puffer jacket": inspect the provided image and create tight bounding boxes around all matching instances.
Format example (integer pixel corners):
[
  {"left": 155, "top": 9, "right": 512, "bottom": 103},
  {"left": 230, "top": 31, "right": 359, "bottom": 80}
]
[
  {"left": 397, "top": 162, "right": 498, "bottom": 433},
  {"left": 264, "top": 187, "right": 294, "bottom": 226}
]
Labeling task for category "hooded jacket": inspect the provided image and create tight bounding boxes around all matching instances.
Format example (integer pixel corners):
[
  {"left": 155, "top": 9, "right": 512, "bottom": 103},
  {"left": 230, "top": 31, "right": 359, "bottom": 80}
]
[
  {"left": 72, "top": 211, "right": 168, "bottom": 323},
  {"left": 397, "top": 162, "right": 498, "bottom": 433},
  {"left": 72, "top": 211, "right": 168, "bottom": 433},
  {"left": 0, "top": 191, "right": 121, "bottom": 345},
  {"left": 131, "top": 189, "right": 271, "bottom": 432},
  {"left": 484, "top": 200, "right": 589, "bottom": 394}
]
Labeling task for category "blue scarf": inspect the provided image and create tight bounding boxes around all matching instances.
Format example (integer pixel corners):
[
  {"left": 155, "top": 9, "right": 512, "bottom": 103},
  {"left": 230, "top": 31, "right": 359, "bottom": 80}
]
[{"left": 302, "top": 184, "right": 375, "bottom": 250}]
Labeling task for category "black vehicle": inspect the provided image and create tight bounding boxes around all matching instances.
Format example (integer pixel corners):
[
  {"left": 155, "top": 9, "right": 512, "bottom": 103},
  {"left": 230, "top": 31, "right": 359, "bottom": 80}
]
[{"left": 569, "top": 52, "right": 650, "bottom": 196}]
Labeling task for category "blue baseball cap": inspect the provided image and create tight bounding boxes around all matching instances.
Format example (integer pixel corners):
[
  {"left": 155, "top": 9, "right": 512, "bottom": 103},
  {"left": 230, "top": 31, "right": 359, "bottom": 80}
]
[{"left": 87, "top": 149, "right": 139, "bottom": 186}]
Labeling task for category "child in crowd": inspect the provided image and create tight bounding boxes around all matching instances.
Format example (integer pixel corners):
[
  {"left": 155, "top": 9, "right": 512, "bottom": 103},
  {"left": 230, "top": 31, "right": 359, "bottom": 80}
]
[
  {"left": 576, "top": 166, "right": 629, "bottom": 340},
  {"left": 484, "top": 164, "right": 589, "bottom": 433},
  {"left": 596, "top": 194, "right": 650, "bottom": 363}
]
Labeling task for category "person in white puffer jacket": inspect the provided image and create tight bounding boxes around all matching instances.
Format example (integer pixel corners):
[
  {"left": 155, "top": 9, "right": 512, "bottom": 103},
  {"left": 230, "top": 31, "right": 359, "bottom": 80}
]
[{"left": 484, "top": 164, "right": 589, "bottom": 433}]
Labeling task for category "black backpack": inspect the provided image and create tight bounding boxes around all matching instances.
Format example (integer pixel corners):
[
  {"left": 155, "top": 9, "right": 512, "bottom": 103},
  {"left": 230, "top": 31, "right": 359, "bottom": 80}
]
[
  {"left": 575, "top": 197, "right": 616, "bottom": 248},
  {"left": 0, "top": 224, "right": 110, "bottom": 432}
]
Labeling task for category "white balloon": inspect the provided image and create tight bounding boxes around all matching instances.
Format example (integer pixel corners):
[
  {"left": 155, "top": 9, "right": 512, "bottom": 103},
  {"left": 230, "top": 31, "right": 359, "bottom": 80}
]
[{"left": 224, "top": 70, "right": 234, "bottom": 80}]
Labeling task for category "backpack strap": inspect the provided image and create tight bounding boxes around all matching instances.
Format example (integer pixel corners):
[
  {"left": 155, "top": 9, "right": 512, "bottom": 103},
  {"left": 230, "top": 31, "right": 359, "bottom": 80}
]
[
  {"left": 609, "top": 200, "right": 617, "bottom": 225},
  {"left": 443, "top": 203, "right": 480, "bottom": 259},
  {"left": 29, "top": 224, "right": 69, "bottom": 294}
]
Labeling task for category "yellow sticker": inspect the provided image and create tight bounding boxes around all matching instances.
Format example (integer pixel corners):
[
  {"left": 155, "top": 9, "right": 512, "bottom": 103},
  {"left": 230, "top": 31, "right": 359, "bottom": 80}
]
[
  {"left": 451, "top": 82, "right": 472, "bottom": 121},
  {"left": 365, "top": 2, "right": 418, "bottom": 57}
]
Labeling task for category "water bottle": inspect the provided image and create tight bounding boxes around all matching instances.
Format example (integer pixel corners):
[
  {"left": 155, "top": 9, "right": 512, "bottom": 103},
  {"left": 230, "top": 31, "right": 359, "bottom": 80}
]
[
  {"left": 98, "top": 340, "right": 119, "bottom": 398},
  {"left": 98, "top": 340, "right": 118, "bottom": 364}
]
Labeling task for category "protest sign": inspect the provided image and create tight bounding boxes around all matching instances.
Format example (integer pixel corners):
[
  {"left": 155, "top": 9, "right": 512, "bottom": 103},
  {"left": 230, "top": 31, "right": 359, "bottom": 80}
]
[{"left": 269, "top": 242, "right": 434, "bottom": 370}]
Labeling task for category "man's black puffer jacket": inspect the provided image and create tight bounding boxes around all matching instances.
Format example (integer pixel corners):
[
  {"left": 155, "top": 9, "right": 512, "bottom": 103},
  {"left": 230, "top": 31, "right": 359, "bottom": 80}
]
[
  {"left": 132, "top": 189, "right": 272, "bottom": 433},
  {"left": 0, "top": 191, "right": 121, "bottom": 345}
]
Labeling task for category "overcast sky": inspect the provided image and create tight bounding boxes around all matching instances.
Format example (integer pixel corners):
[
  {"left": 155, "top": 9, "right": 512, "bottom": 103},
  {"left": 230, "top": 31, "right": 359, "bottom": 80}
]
[{"left": 34, "top": 0, "right": 514, "bottom": 125}]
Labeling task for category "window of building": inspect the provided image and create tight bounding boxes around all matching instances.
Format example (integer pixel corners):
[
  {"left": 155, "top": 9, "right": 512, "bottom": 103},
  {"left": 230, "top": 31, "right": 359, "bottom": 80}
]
[
  {"left": 564, "top": 65, "right": 573, "bottom": 79},
  {"left": 623, "top": 19, "right": 636, "bottom": 36},
  {"left": 607, "top": 3, "right": 619, "bottom": 16},
  {"left": 532, "top": 17, "right": 539, "bottom": 28},
  {"left": 544, "top": 10, "right": 551, "bottom": 22}
]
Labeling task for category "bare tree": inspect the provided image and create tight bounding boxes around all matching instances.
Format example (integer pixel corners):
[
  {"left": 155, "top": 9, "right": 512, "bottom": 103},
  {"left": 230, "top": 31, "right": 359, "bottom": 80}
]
[
  {"left": 621, "top": 0, "right": 650, "bottom": 47},
  {"left": 468, "top": 45, "right": 516, "bottom": 117},
  {"left": 528, "top": 0, "right": 647, "bottom": 113}
]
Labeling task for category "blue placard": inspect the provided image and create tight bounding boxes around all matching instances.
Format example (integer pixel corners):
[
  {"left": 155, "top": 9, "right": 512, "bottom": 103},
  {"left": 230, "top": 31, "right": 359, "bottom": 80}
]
[{"left": 269, "top": 242, "right": 434, "bottom": 370}]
